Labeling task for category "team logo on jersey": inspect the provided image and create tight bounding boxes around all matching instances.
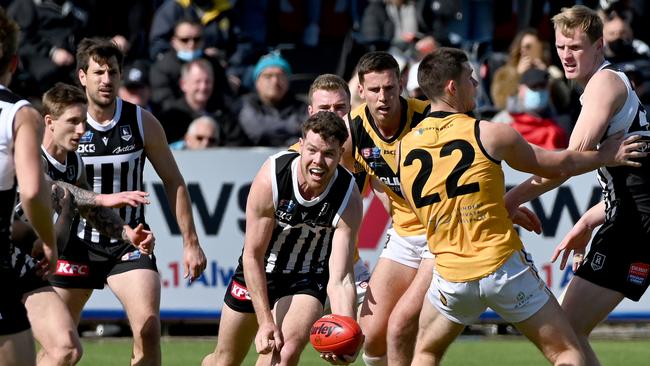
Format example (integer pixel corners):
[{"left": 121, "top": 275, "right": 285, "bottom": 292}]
[
  {"left": 120, "top": 126, "right": 133, "bottom": 141},
  {"left": 591, "top": 252, "right": 606, "bottom": 271},
  {"left": 66, "top": 165, "right": 76, "bottom": 181},
  {"left": 80, "top": 131, "right": 93, "bottom": 143},
  {"left": 628, "top": 263, "right": 650, "bottom": 285}
]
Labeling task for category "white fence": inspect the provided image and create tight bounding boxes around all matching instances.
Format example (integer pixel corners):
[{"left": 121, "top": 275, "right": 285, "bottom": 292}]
[{"left": 81, "top": 148, "right": 650, "bottom": 322}]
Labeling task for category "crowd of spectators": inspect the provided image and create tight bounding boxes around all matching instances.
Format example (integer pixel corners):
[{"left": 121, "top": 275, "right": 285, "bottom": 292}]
[{"left": 4, "top": 0, "right": 650, "bottom": 149}]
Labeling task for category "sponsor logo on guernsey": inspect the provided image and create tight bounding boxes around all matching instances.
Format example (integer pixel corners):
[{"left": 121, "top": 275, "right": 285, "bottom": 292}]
[
  {"left": 230, "top": 280, "right": 251, "bottom": 301},
  {"left": 77, "top": 144, "right": 95, "bottom": 153},
  {"left": 80, "top": 131, "right": 93, "bottom": 143},
  {"left": 56, "top": 260, "right": 89, "bottom": 276},
  {"left": 591, "top": 252, "right": 606, "bottom": 271},
  {"left": 628, "top": 263, "right": 650, "bottom": 285},
  {"left": 112, "top": 144, "right": 136, "bottom": 154},
  {"left": 102, "top": 136, "right": 109, "bottom": 145},
  {"left": 121, "top": 250, "right": 142, "bottom": 261},
  {"left": 120, "top": 126, "right": 132, "bottom": 141}
]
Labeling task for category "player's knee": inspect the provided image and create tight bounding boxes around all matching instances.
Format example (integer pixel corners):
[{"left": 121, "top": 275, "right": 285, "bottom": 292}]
[
  {"left": 133, "top": 316, "right": 161, "bottom": 346},
  {"left": 278, "top": 340, "right": 305, "bottom": 365},
  {"left": 50, "top": 340, "right": 83, "bottom": 365},
  {"left": 387, "top": 311, "right": 417, "bottom": 342}
]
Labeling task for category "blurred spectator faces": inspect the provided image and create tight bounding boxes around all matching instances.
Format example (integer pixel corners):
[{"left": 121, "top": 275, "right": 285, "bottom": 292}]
[
  {"left": 517, "top": 68, "right": 550, "bottom": 113},
  {"left": 254, "top": 53, "right": 291, "bottom": 105},
  {"left": 172, "top": 21, "right": 204, "bottom": 62},
  {"left": 185, "top": 116, "right": 218, "bottom": 150},
  {"left": 603, "top": 15, "right": 635, "bottom": 59},
  {"left": 180, "top": 60, "right": 214, "bottom": 110},
  {"left": 119, "top": 62, "right": 151, "bottom": 108}
]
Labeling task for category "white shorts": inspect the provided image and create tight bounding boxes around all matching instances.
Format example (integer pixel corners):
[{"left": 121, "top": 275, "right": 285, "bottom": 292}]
[
  {"left": 379, "top": 228, "right": 432, "bottom": 269},
  {"left": 354, "top": 258, "right": 371, "bottom": 305},
  {"left": 427, "top": 250, "right": 551, "bottom": 325}
]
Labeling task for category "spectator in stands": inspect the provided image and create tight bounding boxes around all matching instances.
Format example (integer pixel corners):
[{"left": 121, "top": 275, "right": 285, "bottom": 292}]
[
  {"left": 150, "top": 18, "right": 232, "bottom": 115},
  {"left": 149, "top": 0, "right": 235, "bottom": 61},
  {"left": 119, "top": 61, "right": 152, "bottom": 110},
  {"left": 602, "top": 13, "right": 650, "bottom": 64},
  {"left": 169, "top": 116, "right": 219, "bottom": 150},
  {"left": 8, "top": 0, "right": 89, "bottom": 97},
  {"left": 490, "top": 28, "right": 570, "bottom": 112},
  {"left": 238, "top": 52, "right": 308, "bottom": 146},
  {"left": 493, "top": 68, "right": 568, "bottom": 150}
]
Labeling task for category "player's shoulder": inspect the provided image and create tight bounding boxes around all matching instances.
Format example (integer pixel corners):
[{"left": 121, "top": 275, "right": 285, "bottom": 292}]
[
  {"left": 406, "top": 97, "right": 430, "bottom": 113},
  {"left": 348, "top": 103, "right": 367, "bottom": 121}
]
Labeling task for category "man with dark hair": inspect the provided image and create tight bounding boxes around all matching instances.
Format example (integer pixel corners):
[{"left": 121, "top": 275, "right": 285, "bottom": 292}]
[
  {"left": 0, "top": 7, "right": 57, "bottom": 366},
  {"left": 400, "top": 46, "right": 642, "bottom": 365},
  {"left": 49, "top": 37, "right": 206, "bottom": 365},
  {"left": 202, "top": 111, "right": 362, "bottom": 366}
]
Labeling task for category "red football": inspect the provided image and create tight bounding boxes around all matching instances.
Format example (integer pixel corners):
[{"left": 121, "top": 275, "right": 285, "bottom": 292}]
[{"left": 309, "top": 314, "right": 363, "bottom": 356}]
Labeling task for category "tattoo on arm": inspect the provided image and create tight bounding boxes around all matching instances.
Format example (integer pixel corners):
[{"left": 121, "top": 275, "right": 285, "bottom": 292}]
[
  {"left": 55, "top": 181, "right": 98, "bottom": 208},
  {"left": 78, "top": 206, "right": 131, "bottom": 244}
]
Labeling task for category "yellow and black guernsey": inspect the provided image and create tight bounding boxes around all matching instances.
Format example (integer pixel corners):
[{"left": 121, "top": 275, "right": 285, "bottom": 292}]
[
  {"left": 349, "top": 97, "right": 430, "bottom": 237},
  {"left": 398, "top": 111, "right": 524, "bottom": 282}
]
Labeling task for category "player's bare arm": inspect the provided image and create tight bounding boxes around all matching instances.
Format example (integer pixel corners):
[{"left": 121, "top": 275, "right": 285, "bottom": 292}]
[
  {"left": 552, "top": 201, "right": 606, "bottom": 271},
  {"left": 242, "top": 158, "right": 283, "bottom": 354},
  {"left": 54, "top": 180, "right": 149, "bottom": 209},
  {"left": 504, "top": 71, "right": 629, "bottom": 208},
  {"left": 142, "top": 109, "right": 206, "bottom": 279},
  {"left": 14, "top": 106, "right": 57, "bottom": 272},
  {"left": 327, "top": 183, "right": 362, "bottom": 319}
]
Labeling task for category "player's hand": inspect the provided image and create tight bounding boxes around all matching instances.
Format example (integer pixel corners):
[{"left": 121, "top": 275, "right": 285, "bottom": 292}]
[
  {"left": 255, "top": 321, "right": 283, "bottom": 354},
  {"left": 509, "top": 206, "right": 542, "bottom": 234},
  {"left": 183, "top": 241, "right": 206, "bottom": 281},
  {"left": 551, "top": 220, "right": 593, "bottom": 271},
  {"left": 320, "top": 335, "right": 364, "bottom": 365},
  {"left": 30, "top": 239, "right": 51, "bottom": 279},
  {"left": 40, "top": 240, "right": 58, "bottom": 277},
  {"left": 601, "top": 132, "right": 648, "bottom": 167},
  {"left": 126, "top": 224, "right": 155, "bottom": 254},
  {"left": 96, "top": 191, "right": 150, "bottom": 208}
]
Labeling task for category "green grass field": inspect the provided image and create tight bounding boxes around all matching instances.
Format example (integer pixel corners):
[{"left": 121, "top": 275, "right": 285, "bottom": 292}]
[{"left": 76, "top": 336, "right": 650, "bottom": 365}]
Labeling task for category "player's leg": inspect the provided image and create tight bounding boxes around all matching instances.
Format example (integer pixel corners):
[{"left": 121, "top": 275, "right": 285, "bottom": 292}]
[
  {"left": 515, "top": 296, "right": 585, "bottom": 366},
  {"left": 51, "top": 287, "right": 94, "bottom": 325},
  {"left": 411, "top": 299, "right": 464, "bottom": 366},
  {"left": 107, "top": 268, "right": 161, "bottom": 366},
  {"left": 268, "top": 294, "right": 324, "bottom": 366},
  {"left": 202, "top": 303, "right": 257, "bottom": 366},
  {"left": 23, "top": 287, "right": 83, "bottom": 365},
  {"left": 0, "top": 330, "right": 36, "bottom": 366},
  {"left": 359, "top": 229, "right": 421, "bottom": 364},
  {"left": 386, "top": 257, "right": 433, "bottom": 366},
  {"left": 560, "top": 277, "right": 623, "bottom": 365}
]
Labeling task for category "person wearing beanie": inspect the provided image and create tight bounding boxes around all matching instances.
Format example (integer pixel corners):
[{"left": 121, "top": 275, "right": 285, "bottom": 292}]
[{"left": 237, "top": 52, "right": 308, "bottom": 146}]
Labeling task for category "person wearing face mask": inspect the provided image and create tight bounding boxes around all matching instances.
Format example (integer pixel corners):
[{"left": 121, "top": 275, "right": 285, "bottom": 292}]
[
  {"left": 602, "top": 13, "right": 650, "bottom": 64},
  {"left": 149, "top": 18, "right": 233, "bottom": 116},
  {"left": 495, "top": 68, "right": 568, "bottom": 150}
]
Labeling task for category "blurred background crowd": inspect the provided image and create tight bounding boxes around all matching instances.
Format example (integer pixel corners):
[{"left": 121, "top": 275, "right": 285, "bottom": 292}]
[{"left": 3, "top": 0, "right": 650, "bottom": 151}]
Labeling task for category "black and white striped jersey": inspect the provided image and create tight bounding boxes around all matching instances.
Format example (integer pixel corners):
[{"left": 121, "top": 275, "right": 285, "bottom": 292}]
[
  {"left": 74, "top": 98, "right": 146, "bottom": 247},
  {"left": 260, "top": 151, "right": 355, "bottom": 275},
  {"left": 0, "top": 85, "right": 30, "bottom": 254},
  {"left": 593, "top": 63, "right": 650, "bottom": 220}
]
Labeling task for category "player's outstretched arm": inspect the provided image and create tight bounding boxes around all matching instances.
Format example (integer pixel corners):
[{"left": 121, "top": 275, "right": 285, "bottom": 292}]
[
  {"left": 14, "top": 106, "right": 57, "bottom": 272},
  {"left": 552, "top": 201, "right": 605, "bottom": 272},
  {"left": 328, "top": 182, "right": 362, "bottom": 319},
  {"left": 142, "top": 109, "right": 206, "bottom": 280},
  {"left": 242, "top": 159, "right": 284, "bottom": 354}
]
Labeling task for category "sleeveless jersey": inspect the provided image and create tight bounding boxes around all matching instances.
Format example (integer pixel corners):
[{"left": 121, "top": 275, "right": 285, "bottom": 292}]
[
  {"left": 260, "top": 151, "right": 355, "bottom": 274},
  {"left": 591, "top": 63, "right": 650, "bottom": 220},
  {"left": 349, "top": 97, "right": 430, "bottom": 236},
  {"left": 398, "top": 111, "right": 523, "bottom": 281},
  {"left": 0, "top": 86, "right": 28, "bottom": 253},
  {"left": 74, "top": 99, "right": 146, "bottom": 249},
  {"left": 287, "top": 141, "right": 361, "bottom": 263}
]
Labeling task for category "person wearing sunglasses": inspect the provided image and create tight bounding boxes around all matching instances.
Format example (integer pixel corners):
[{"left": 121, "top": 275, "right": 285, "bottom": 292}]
[{"left": 170, "top": 116, "right": 220, "bottom": 150}]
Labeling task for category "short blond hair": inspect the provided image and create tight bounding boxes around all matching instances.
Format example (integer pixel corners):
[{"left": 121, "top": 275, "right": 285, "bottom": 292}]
[{"left": 552, "top": 5, "right": 603, "bottom": 43}]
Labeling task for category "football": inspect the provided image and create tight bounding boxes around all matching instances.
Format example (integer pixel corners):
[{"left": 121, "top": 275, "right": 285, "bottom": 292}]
[{"left": 309, "top": 314, "right": 363, "bottom": 356}]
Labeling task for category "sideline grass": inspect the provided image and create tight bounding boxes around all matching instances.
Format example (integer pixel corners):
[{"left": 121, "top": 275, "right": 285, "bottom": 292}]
[{"left": 76, "top": 337, "right": 650, "bottom": 365}]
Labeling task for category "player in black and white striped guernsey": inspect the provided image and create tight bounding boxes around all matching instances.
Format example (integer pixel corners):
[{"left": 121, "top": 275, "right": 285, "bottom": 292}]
[
  {"left": 49, "top": 38, "right": 206, "bottom": 366},
  {"left": 203, "top": 112, "right": 363, "bottom": 366},
  {"left": 0, "top": 8, "right": 57, "bottom": 365}
]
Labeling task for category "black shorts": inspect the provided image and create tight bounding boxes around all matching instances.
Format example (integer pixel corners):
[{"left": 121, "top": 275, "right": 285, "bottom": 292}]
[
  {"left": 10, "top": 244, "right": 49, "bottom": 295},
  {"left": 0, "top": 257, "right": 30, "bottom": 335},
  {"left": 576, "top": 212, "right": 650, "bottom": 301},
  {"left": 49, "top": 236, "right": 157, "bottom": 290},
  {"left": 223, "top": 264, "right": 328, "bottom": 313}
]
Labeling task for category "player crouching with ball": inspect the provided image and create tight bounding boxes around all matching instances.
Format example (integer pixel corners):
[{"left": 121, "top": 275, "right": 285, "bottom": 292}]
[{"left": 202, "top": 111, "right": 363, "bottom": 366}]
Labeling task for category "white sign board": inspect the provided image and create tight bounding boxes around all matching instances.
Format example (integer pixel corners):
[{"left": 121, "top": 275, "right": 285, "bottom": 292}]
[{"left": 81, "top": 149, "right": 650, "bottom": 321}]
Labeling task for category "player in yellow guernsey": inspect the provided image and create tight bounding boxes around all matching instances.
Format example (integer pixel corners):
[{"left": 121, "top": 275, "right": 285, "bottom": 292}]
[{"left": 398, "top": 48, "right": 643, "bottom": 366}]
